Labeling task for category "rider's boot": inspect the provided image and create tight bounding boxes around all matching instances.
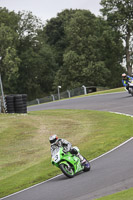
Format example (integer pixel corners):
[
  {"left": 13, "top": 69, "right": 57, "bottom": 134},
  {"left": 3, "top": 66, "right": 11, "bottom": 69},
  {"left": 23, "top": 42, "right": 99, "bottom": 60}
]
[{"left": 78, "top": 153, "right": 86, "bottom": 165}]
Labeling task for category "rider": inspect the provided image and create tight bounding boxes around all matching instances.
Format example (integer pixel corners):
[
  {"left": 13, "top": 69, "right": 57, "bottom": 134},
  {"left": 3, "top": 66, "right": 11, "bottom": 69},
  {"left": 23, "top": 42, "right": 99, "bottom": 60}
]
[
  {"left": 122, "top": 73, "right": 133, "bottom": 92},
  {"left": 49, "top": 134, "right": 86, "bottom": 165}
]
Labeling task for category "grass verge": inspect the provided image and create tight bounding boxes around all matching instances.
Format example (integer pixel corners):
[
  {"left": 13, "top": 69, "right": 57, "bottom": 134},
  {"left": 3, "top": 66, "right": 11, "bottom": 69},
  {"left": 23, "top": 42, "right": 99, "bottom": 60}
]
[
  {"left": 0, "top": 109, "right": 132, "bottom": 198},
  {"left": 89, "top": 87, "right": 125, "bottom": 95},
  {"left": 77, "top": 87, "right": 125, "bottom": 99},
  {"left": 96, "top": 187, "right": 133, "bottom": 200}
]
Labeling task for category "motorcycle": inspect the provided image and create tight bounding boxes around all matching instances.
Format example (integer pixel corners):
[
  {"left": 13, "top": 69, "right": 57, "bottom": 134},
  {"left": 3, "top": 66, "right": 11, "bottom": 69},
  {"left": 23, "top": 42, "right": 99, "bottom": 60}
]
[
  {"left": 128, "top": 80, "right": 133, "bottom": 96},
  {"left": 51, "top": 146, "right": 91, "bottom": 178}
]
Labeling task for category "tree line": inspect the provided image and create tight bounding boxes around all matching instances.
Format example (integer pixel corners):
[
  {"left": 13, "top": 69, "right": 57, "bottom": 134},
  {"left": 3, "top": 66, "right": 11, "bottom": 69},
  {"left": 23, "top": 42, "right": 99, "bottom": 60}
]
[{"left": 0, "top": 0, "right": 132, "bottom": 100}]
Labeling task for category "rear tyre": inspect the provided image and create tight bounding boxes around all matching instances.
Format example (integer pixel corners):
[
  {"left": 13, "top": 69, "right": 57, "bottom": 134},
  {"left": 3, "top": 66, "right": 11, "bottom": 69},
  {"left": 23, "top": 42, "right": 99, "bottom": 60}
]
[{"left": 60, "top": 163, "right": 74, "bottom": 178}]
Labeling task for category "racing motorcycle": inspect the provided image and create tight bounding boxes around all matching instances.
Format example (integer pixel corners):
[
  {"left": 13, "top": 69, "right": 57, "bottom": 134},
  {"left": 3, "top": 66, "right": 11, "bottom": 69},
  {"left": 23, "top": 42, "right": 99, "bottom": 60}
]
[
  {"left": 128, "top": 80, "right": 133, "bottom": 96},
  {"left": 51, "top": 146, "right": 91, "bottom": 178}
]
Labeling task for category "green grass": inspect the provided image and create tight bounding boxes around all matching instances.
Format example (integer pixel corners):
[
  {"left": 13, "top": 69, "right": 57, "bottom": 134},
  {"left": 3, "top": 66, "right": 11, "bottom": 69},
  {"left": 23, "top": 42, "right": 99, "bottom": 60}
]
[
  {"left": 96, "top": 187, "right": 133, "bottom": 200},
  {"left": 77, "top": 87, "right": 125, "bottom": 99},
  {"left": 66, "top": 87, "right": 125, "bottom": 98},
  {"left": 0, "top": 109, "right": 132, "bottom": 198},
  {"left": 89, "top": 87, "right": 125, "bottom": 95}
]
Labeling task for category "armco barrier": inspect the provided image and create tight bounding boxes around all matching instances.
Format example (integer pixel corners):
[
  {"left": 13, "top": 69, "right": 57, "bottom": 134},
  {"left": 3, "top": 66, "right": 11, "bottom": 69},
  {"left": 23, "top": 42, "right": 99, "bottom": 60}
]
[{"left": 27, "top": 86, "right": 97, "bottom": 106}]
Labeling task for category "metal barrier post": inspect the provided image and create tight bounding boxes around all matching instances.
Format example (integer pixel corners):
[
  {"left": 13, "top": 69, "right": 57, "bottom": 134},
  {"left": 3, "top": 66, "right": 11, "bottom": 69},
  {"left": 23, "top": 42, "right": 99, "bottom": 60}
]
[
  {"left": 58, "top": 86, "right": 61, "bottom": 100},
  {"left": 67, "top": 90, "right": 71, "bottom": 98},
  {"left": 36, "top": 98, "right": 40, "bottom": 104},
  {"left": 82, "top": 85, "right": 87, "bottom": 95},
  {"left": 0, "top": 74, "right": 6, "bottom": 112},
  {"left": 51, "top": 95, "right": 55, "bottom": 101}
]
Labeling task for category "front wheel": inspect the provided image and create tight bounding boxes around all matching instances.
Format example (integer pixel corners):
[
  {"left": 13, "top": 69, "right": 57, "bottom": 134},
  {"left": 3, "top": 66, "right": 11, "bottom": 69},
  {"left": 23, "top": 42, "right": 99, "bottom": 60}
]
[
  {"left": 60, "top": 163, "right": 74, "bottom": 178},
  {"left": 129, "top": 88, "right": 133, "bottom": 96},
  {"left": 83, "top": 161, "right": 91, "bottom": 172}
]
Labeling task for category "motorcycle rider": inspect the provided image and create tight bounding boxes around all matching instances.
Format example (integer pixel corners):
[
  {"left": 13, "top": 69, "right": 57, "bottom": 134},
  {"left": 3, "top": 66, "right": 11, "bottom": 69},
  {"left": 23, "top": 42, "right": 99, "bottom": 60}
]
[
  {"left": 122, "top": 73, "right": 133, "bottom": 92},
  {"left": 49, "top": 134, "right": 86, "bottom": 165}
]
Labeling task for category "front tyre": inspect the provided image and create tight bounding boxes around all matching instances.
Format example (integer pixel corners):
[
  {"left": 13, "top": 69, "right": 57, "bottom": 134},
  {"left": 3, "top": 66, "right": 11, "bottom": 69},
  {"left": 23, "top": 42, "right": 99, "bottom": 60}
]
[
  {"left": 83, "top": 161, "right": 91, "bottom": 172},
  {"left": 60, "top": 163, "right": 74, "bottom": 178}
]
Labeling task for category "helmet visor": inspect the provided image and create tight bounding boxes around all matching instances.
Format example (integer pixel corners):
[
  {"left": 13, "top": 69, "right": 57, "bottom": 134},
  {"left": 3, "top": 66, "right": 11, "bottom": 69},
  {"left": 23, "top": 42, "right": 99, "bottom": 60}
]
[
  {"left": 122, "top": 74, "right": 127, "bottom": 79},
  {"left": 50, "top": 138, "right": 57, "bottom": 144}
]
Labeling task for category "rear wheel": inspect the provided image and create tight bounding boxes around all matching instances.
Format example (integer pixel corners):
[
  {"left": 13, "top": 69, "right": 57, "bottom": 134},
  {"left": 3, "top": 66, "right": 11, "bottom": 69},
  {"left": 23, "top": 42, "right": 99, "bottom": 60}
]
[{"left": 60, "top": 163, "right": 74, "bottom": 178}]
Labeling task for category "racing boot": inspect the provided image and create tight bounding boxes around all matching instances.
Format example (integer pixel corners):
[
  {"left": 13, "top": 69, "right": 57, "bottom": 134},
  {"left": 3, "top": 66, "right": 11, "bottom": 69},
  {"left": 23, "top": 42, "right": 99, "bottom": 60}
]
[{"left": 78, "top": 153, "right": 86, "bottom": 165}]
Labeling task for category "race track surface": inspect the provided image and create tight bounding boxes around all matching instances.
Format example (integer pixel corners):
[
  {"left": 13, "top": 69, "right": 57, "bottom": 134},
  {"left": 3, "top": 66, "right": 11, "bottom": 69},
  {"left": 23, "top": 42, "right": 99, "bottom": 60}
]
[
  {"left": 2, "top": 91, "right": 133, "bottom": 200},
  {"left": 28, "top": 92, "right": 133, "bottom": 115},
  {"left": 2, "top": 139, "right": 133, "bottom": 200}
]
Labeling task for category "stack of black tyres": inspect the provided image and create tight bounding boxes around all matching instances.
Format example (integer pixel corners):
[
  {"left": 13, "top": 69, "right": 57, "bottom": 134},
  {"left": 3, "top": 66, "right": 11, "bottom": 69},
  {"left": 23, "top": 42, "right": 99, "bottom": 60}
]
[
  {"left": 22, "top": 94, "right": 27, "bottom": 113},
  {"left": 5, "top": 95, "right": 15, "bottom": 113},
  {"left": 14, "top": 94, "right": 27, "bottom": 113},
  {"left": 5, "top": 94, "right": 27, "bottom": 114}
]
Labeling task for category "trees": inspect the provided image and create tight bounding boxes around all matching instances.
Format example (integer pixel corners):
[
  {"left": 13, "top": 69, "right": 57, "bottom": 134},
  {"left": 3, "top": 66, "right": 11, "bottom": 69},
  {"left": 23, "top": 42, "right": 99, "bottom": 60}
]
[
  {"left": 44, "top": 9, "right": 77, "bottom": 68},
  {"left": 100, "top": 0, "right": 133, "bottom": 75},
  {"left": 95, "top": 17, "right": 124, "bottom": 87},
  {"left": 16, "top": 11, "right": 57, "bottom": 99},
  {"left": 0, "top": 8, "right": 20, "bottom": 93},
  {"left": 52, "top": 9, "right": 124, "bottom": 89},
  {"left": 0, "top": 8, "right": 57, "bottom": 99},
  {"left": 0, "top": 6, "right": 127, "bottom": 100}
]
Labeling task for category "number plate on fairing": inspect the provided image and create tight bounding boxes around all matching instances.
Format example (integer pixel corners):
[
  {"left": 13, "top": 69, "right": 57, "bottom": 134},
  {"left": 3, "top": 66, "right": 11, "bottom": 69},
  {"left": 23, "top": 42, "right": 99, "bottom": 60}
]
[{"left": 52, "top": 152, "right": 60, "bottom": 163}]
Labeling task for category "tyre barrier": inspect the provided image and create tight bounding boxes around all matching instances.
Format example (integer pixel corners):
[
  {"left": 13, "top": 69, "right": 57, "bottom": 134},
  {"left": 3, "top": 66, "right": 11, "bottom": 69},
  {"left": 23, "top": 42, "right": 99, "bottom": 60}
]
[
  {"left": 5, "top": 94, "right": 27, "bottom": 114},
  {"left": 86, "top": 86, "right": 97, "bottom": 93},
  {"left": 5, "top": 95, "right": 15, "bottom": 113}
]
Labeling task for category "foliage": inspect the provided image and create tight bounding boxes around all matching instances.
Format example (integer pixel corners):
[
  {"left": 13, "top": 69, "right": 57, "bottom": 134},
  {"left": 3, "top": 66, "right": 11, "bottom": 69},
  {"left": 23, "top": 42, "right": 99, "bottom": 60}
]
[
  {"left": 100, "top": 0, "right": 133, "bottom": 75},
  {"left": 52, "top": 10, "right": 124, "bottom": 89},
  {"left": 16, "top": 11, "right": 59, "bottom": 100},
  {"left": 0, "top": 8, "right": 20, "bottom": 93},
  {"left": 0, "top": 6, "right": 127, "bottom": 99},
  {"left": 44, "top": 9, "right": 77, "bottom": 67}
]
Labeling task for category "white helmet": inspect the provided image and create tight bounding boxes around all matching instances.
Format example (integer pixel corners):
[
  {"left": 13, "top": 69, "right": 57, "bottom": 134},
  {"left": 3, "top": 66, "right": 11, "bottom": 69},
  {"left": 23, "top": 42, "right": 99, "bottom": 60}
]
[
  {"left": 122, "top": 73, "right": 127, "bottom": 78},
  {"left": 49, "top": 134, "right": 58, "bottom": 144}
]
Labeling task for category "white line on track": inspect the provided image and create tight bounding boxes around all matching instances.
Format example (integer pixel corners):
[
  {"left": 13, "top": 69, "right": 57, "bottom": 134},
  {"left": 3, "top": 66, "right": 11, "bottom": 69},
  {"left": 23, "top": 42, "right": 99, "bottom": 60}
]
[
  {"left": 1, "top": 109, "right": 133, "bottom": 200},
  {"left": 90, "top": 137, "right": 133, "bottom": 163},
  {"left": 109, "top": 111, "right": 133, "bottom": 117}
]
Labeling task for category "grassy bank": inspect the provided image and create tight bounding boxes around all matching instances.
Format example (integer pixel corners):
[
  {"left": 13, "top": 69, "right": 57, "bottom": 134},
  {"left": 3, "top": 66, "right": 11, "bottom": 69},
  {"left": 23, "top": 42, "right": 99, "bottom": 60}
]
[
  {"left": 90, "top": 87, "right": 125, "bottom": 95},
  {"left": 0, "top": 109, "right": 132, "bottom": 197},
  {"left": 65, "top": 87, "right": 125, "bottom": 98},
  {"left": 96, "top": 187, "right": 133, "bottom": 200}
]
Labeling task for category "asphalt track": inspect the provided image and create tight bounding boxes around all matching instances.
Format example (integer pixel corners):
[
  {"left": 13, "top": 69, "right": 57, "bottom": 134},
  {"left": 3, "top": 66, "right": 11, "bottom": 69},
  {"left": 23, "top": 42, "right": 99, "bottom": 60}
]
[
  {"left": 2, "top": 91, "right": 133, "bottom": 200},
  {"left": 28, "top": 91, "right": 133, "bottom": 115}
]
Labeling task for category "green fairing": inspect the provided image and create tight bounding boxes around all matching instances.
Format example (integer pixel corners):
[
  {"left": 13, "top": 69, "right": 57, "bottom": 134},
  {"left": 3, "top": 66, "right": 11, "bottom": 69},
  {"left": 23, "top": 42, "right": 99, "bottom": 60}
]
[{"left": 51, "top": 147, "right": 84, "bottom": 174}]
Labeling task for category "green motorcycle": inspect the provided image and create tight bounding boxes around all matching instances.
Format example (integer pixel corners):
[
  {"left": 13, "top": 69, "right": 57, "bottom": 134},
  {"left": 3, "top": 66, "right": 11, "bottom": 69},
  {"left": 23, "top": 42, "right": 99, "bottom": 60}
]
[{"left": 51, "top": 146, "right": 91, "bottom": 178}]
